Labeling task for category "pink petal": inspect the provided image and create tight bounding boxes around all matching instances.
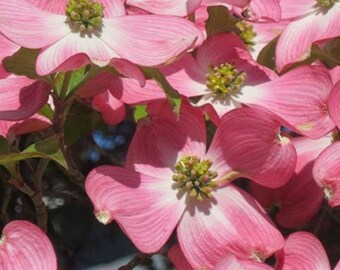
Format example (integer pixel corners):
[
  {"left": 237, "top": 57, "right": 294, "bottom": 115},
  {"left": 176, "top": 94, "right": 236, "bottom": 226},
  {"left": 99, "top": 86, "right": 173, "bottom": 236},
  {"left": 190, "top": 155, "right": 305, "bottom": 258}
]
[
  {"left": 0, "top": 220, "right": 57, "bottom": 270},
  {"left": 92, "top": 90, "right": 126, "bottom": 125},
  {"left": 249, "top": 144, "right": 325, "bottom": 229},
  {"left": 177, "top": 185, "right": 284, "bottom": 269},
  {"left": 126, "top": 101, "right": 206, "bottom": 177},
  {"left": 37, "top": 33, "right": 117, "bottom": 75},
  {"left": 0, "top": 114, "right": 51, "bottom": 139},
  {"left": 275, "top": 232, "right": 331, "bottom": 270},
  {"left": 328, "top": 81, "right": 340, "bottom": 129},
  {"left": 0, "top": 66, "right": 10, "bottom": 79},
  {"left": 201, "top": 0, "right": 249, "bottom": 8},
  {"left": 0, "top": 0, "right": 69, "bottom": 48},
  {"left": 268, "top": 136, "right": 331, "bottom": 228},
  {"left": 195, "top": 94, "right": 242, "bottom": 120},
  {"left": 126, "top": 0, "right": 202, "bottom": 16},
  {"left": 77, "top": 71, "right": 114, "bottom": 98},
  {"left": 99, "top": 0, "right": 126, "bottom": 17},
  {"left": 334, "top": 260, "right": 340, "bottom": 270},
  {"left": 168, "top": 244, "right": 194, "bottom": 270},
  {"left": 0, "top": 77, "right": 50, "bottom": 120},
  {"left": 251, "top": 20, "right": 290, "bottom": 59},
  {"left": 85, "top": 166, "right": 185, "bottom": 253},
  {"left": 161, "top": 54, "right": 207, "bottom": 97},
  {"left": 207, "top": 106, "right": 296, "bottom": 188},
  {"left": 276, "top": 6, "right": 340, "bottom": 71},
  {"left": 313, "top": 142, "right": 340, "bottom": 207},
  {"left": 102, "top": 15, "right": 204, "bottom": 66},
  {"left": 110, "top": 77, "right": 166, "bottom": 104},
  {"left": 280, "top": 0, "right": 318, "bottom": 20},
  {"left": 275, "top": 163, "right": 324, "bottom": 228},
  {"left": 238, "top": 65, "right": 335, "bottom": 139},
  {"left": 215, "top": 254, "right": 273, "bottom": 270},
  {"left": 233, "top": 0, "right": 281, "bottom": 22},
  {"left": 76, "top": 60, "right": 146, "bottom": 97},
  {"left": 195, "top": 33, "right": 247, "bottom": 71},
  {"left": 0, "top": 34, "right": 20, "bottom": 64},
  {"left": 25, "top": 0, "right": 67, "bottom": 14},
  {"left": 108, "top": 54, "right": 206, "bottom": 104},
  {"left": 110, "top": 59, "right": 145, "bottom": 86}
]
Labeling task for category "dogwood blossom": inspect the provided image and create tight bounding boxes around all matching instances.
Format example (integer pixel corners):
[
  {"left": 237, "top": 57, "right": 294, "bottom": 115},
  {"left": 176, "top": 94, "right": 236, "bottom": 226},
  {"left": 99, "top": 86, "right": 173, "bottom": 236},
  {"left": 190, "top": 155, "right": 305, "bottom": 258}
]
[
  {"left": 0, "top": 0, "right": 203, "bottom": 75},
  {"left": 86, "top": 102, "right": 298, "bottom": 269}
]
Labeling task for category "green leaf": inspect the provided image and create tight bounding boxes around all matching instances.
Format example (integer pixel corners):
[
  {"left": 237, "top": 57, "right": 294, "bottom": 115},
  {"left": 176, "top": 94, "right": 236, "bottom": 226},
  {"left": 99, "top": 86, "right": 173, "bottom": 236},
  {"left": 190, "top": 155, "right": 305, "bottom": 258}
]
[
  {"left": 64, "top": 102, "right": 102, "bottom": 145},
  {"left": 0, "top": 136, "right": 17, "bottom": 176},
  {"left": 3, "top": 48, "right": 42, "bottom": 80},
  {"left": 142, "top": 67, "right": 182, "bottom": 117},
  {"left": 133, "top": 105, "right": 148, "bottom": 122},
  {"left": 205, "top": 6, "right": 238, "bottom": 37},
  {"left": 311, "top": 42, "right": 340, "bottom": 68},
  {"left": 257, "top": 37, "right": 278, "bottom": 70},
  {"left": 38, "top": 104, "right": 54, "bottom": 121},
  {"left": 0, "top": 136, "right": 68, "bottom": 169},
  {"left": 54, "top": 67, "right": 87, "bottom": 97}
]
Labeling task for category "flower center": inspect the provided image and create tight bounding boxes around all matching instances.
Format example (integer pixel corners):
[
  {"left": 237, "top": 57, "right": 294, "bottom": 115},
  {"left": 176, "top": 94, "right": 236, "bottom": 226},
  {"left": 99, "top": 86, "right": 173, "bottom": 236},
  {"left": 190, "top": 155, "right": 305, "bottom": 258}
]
[
  {"left": 235, "top": 21, "right": 256, "bottom": 47},
  {"left": 66, "top": 0, "right": 104, "bottom": 32},
  {"left": 316, "top": 0, "right": 336, "bottom": 7},
  {"left": 206, "top": 63, "right": 247, "bottom": 96},
  {"left": 172, "top": 156, "right": 217, "bottom": 201}
]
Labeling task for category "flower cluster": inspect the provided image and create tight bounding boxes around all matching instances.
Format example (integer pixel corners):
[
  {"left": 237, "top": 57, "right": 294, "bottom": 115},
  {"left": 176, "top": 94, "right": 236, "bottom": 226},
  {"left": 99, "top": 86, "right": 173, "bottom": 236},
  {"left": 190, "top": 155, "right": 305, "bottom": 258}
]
[{"left": 0, "top": 0, "right": 339, "bottom": 269}]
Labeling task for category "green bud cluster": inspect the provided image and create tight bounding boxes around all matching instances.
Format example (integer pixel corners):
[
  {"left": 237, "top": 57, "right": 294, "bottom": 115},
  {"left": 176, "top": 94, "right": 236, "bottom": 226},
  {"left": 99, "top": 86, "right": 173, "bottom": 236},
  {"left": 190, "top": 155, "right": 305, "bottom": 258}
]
[
  {"left": 235, "top": 21, "right": 256, "bottom": 47},
  {"left": 172, "top": 156, "right": 217, "bottom": 201},
  {"left": 316, "top": 0, "right": 336, "bottom": 7},
  {"left": 206, "top": 63, "right": 247, "bottom": 96},
  {"left": 66, "top": 0, "right": 104, "bottom": 32}
]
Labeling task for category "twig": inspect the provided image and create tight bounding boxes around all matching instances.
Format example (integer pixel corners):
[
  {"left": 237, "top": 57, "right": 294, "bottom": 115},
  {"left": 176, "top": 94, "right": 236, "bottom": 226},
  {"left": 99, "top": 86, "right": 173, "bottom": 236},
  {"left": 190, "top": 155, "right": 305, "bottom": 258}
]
[{"left": 0, "top": 184, "right": 12, "bottom": 224}]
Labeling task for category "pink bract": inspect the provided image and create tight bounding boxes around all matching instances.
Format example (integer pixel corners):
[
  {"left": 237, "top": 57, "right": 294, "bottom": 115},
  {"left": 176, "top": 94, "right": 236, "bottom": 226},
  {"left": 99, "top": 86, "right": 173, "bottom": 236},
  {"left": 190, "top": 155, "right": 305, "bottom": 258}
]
[
  {"left": 0, "top": 114, "right": 51, "bottom": 142},
  {"left": 237, "top": 65, "right": 335, "bottom": 139},
  {"left": 0, "top": 0, "right": 203, "bottom": 75},
  {"left": 92, "top": 90, "right": 126, "bottom": 125},
  {"left": 275, "top": 232, "right": 331, "bottom": 270},
  {"left": 126, "top": 0, "right": 202, "bottom": 16},
  {"left": 0, "top": 77, "right": 50, "bottom": 121},
  {"left": 85, "top": 102, "right": 298, "bottom": 269},
  {"left": 169, "top": 244, "right": 274, "bottom": 270},
  {"left": 0, "top": 220, "right": 57, "bottom": 270},
  {"left": 313, "top": 141, "right": 340, "bottom": 207}
]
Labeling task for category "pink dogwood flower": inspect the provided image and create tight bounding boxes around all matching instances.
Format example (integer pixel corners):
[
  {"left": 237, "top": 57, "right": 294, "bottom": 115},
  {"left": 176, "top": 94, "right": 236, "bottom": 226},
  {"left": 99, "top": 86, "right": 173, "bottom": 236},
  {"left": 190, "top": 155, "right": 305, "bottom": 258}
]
[
  {"left": 0, "top": 220, "right": 57, "bottom": 270},
  {"left": 0, "top": 0, "right": 203, "bottom": 75},
  {"left": 276, "top": 0, "right": 340, "bottom": 71},
  {"left": 86, "top": 102, "right": 297, "bottom": 269}
]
